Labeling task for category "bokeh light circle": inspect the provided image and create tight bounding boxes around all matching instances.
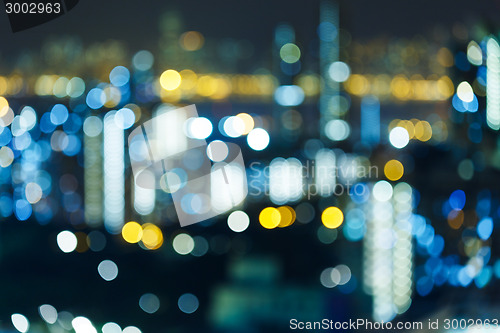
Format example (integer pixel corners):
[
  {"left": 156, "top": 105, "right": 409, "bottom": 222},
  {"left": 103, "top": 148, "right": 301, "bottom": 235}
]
[
  {"left": 389, "top": 126, "right": 410, "bottom": 149},
  {"left": 227, "top": 210, "right": 250, "bottom": 232},
  {"left": 178, "top": 293, "right": 199, "bottom": 314},
  {"left": 321, "top": 207, "right": 344, "bottom": 229},
  {"left": 57, "top": 230, "right": 78, "bottom": 253},
  {"left": 384, "top": 160, "right": 404, "bottom": 181},
  {"left": 247, "top": 128, "right": 270, "bottom": 151}
]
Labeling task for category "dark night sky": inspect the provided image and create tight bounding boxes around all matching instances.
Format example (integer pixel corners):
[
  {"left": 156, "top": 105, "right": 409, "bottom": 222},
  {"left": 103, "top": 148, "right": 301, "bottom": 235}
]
[{"left": 0, "top": 0, "right": 500, "bottom": 56}]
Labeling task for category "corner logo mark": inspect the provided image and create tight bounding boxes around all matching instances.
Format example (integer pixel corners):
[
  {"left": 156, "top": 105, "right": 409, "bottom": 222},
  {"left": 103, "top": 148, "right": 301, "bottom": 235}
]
[
  {"left": 128, "top": 105, "right": 248, "bottom": 227},
  {"left": 4, "top": 0, "right": 79, "bottom": 32}
]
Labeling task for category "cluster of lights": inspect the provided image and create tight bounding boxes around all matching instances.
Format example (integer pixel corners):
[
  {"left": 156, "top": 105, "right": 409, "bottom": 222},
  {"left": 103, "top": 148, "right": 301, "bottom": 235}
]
[
  {"left": 157, "top": 68, "right": 277, "bottom": 102},
  {"left": 356, "top": 183, "right": 411, "bottom": 317},
  {"left": 259, "top": 206, "right": 296, "bottom": 229},
  {"left": 4, "top": 21, "right": 500, "bottom": 330},
  {"left": 10, "top": 305, "right": 145, "bottom": 333},
  {"left": 56, "top": 229, "right": 108, "bottom": 253},
  {"left": 320, "top": 264, "right": 353, "bottom": 289},
  {"left": 344, "top": 74, "right": 454, "bottom": 101},
  {"left": 388, "top": 118, "right": 438, "bottom": 149},
  {"left": 412, "top": 187, "right": 497, "bottom": 295},
  {"left": 121, "top": 221, "right": 164, "bottom": 250}
]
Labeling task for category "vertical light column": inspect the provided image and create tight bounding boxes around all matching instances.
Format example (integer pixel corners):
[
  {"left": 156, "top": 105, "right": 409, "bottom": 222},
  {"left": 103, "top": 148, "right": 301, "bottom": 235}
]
[
  {"left": 371, "top": 201, "right": 394, "bottom": 322},
  {"left": 319, "top": 0, "right": 340, "bottom": 133},
  {"left": 487, "top": 37, "right": 500, "bottom": 130},
  {"left": 364, "top": 181, "right": 395, "bottom": 322},
  {"left": 363, "top": 181, "right": 414, "bottom": 322},
  {"left": 269, "top": 158, "right": 303, "bottom": 205},
  {"left": 392, "top": 182, "right": 413, "bottom": 315},
  {"left": 153, "top": 104, "right": 187, "bottom": 158},
  {"left": 103, "top": 112, "right": 125, "bottom": 233},
  {"left": 314, "top": 149, "right": 336, "bottom": 197},
  {"left": 83, "top": 116, "right": 103, "bottom": 227},
  {"left": 361, "top": 95, "right": 380, "bottom": 145},
  {"left": 133, "top": 170, "right": 155, "bottom": 216}
]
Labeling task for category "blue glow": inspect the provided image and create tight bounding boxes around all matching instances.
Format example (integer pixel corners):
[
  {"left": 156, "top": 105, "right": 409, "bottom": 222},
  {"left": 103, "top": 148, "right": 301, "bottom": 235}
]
[
  {"left": 477, "top": 66, "right": 487, "bottom": 86},
  {"left": 63, "top": 192, "right": 81, "bottom": 212},
  {"left": 416, "top": 224, "right": 434, "bottom": 246},
  {"left": 494, "top": 260, "right": 500, "bottom": 278},
  {"left": 416, "top": 276, "right": 433, "bottom": 296},
  {"left": 110, "top": 66, "right": 130, "bottom": 87},
  {"left": 455, "top": 51, "right": 471, "bottom": 71},
  {"left": 317, "top": 22, "right": 337, "bottom": 42},
  {"left": 413, "top": 188, "right": 421, "bottom": 207},
  {"left": 40, "top": 113, "right": 56, "bottom": 133},
  {"left": 427, "top": 234, "right": 444, "bottom": 257},
  {"left": 34, "top": 200, "right": 54, "bottom": 225},
  {"left": 425, "top": 257, "right": 442, "bottom": 276},
  {"left": 478, "top": 247, "right": 491, "bottom": 264},
  {"left": 458, "top": 267, "right": 473, "bottom": 287},
  {"left": 246, "top": 164, "right": 266, "bottom": 198},
  {"left": 338, "top": 275, "right": 357, "bottom": 294},
  {"left": 50, "top": 104, "right": 69, "bottom": 125},
  {"left": 181, "top": 193, "right": 197, "bottom": 214},
  {"left": 115, "top": 108, "right": 135, "bottom": 129},
  {"left": 452, "top": 93, "right": 479, "bottom": 112},
  {"left": 63, "top": 113, "right": 82, "bottom": 134},
  {"left": 62, "top": 135, "right": 81, "bottom": 156},
  {"left": 72, "top": 103, "right": 87, "bottom": 113},
  {"left": 133, "top": 50, "right": 154, "bottom": 71},
  {"left": 37, "top": 141, "right": 52, "bottom": 162},
  {"left": 280, "top": 60, "right": 301, "bottom": 76},
  {"left": 0, "top": 127, "right": 12, "bottom": 145},
  {"left": 274, "top": 24, "right": 294, "bottom": 47},
  {"left": 12, "top": 132, "right": 32, "bottom": 151},
  {"left": 274, "top": 85, "right": 305, "bottom": 106},
  {"left": 171, "top": 168, "right": 188, "bottom": 186},
  {"left": 0, "top": 195, "right": 12, "bottom": 217},
  {"left": 448, "top": 265, "right": 461, "bottom": 286},
  {"left": 218, "top": 116, "right": 229, "bottom": 136},
  {"left": 434, "top": 265, "right": 449, "bottom": 286},
  {"left": 443, "top": 255, "right": 459, "bottom": 266},
  {"left": 475, "top": 267, "right": 492, "bottom": 288},
  {"left": 22, "top": 143, "right": 41, "bottom": 162},
  {"left": 477, "top": 217, "right": 494, "bottom": 240},
  {"left": 35, "top": 170, "right": 52, "bottom": 194},
  {"left": 441, "top": 200, "right": 452, "bottom": 218},
  {"left": 449, "top": 190, "right": 466, "bottom": 210},
  {"left": 465, "top": 94, "right": 479, "bottom": 112},
  {"left": 343, "top": 222, "right": 365, "bottom": 241},
  {"left": 86, "top": 88, "right": 105, "bottom": 109},
  {"left": 452, "top": 94, "right": 467, "bottom": 112},
  {"left": 410, "top": 214, "right": 426, "bottom": 236},
  {"left": 349, "top": 183, "right": 370, "bottom": 204},
  {"left": 361, "top": 95, "right": 380, "bottom": 145},
  {"left": 345, "top": 208, "right": 365, "bottom": 228},
  {"left": 14, "top": 199, "right": 32, "bottom": 221},
  {"left": 0, "top": 166, "right": 9, "bottom": 184},
  {"left": 468, "top": 123, "right": 482, "bottom": 143}
]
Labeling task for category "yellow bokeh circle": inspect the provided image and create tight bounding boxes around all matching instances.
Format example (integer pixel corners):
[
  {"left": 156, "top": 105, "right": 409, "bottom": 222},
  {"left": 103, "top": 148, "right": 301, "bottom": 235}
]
[
  {"left": 0, "top": 97, "right": 9, "bottom": 117},
  {"left": 141, "top": 223, "right": 164, "bottom": 250},
  {"left": 160, "top": 69, "right": 182, "bottom": 91},
  {"left": 321, "top": 207, "right": 344, "bottom": 229},
  {"left": 122, "top": 221, "right": 143, "bottom": 243},
  {"left": 278, "top": 206, "right": 296, "bottom": 228},
  {"left": 384, "top": 159, "right": 404, "bottom": 181},
  {"left": 259, "top": 207, "right": 281, "bottom": 229}
]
